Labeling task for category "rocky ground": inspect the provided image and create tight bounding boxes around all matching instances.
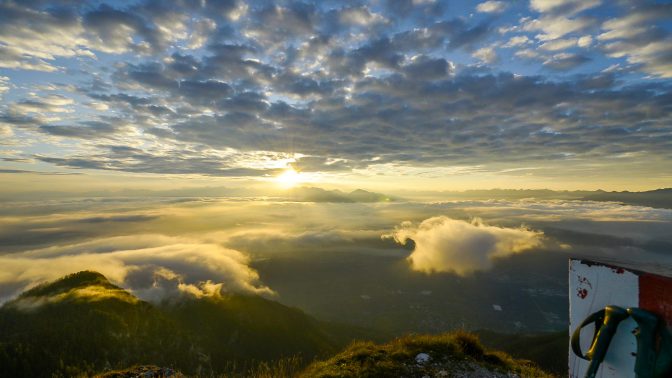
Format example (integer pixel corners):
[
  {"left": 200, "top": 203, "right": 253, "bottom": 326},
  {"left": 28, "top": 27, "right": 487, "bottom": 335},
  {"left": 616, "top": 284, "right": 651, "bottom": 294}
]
[{"left": 96, "top": 365, "right": 183, "bottom": 378}]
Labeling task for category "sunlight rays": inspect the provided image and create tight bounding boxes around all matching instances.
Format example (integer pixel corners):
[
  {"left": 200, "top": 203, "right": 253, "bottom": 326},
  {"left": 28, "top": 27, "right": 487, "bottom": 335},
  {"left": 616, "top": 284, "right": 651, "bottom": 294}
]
[{"left": 275, "top": 167, "right": 305, "bottom": 188}]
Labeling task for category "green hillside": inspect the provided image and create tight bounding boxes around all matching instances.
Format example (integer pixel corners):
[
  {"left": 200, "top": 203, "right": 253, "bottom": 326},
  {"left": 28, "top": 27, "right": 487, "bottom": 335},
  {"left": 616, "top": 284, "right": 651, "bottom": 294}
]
[
  {"left": 161, "top": 295, "right": 335, "bottom": 370},
  {"left": 0, "top": 271, "right": 561, "bottom": 377},
  {"left": 0, "top": 272, "right": 341, "bottom": 377}
]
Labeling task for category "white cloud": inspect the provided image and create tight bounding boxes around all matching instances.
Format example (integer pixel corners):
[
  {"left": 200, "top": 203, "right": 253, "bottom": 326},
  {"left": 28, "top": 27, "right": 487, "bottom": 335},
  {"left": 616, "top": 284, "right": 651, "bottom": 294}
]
[
  {"left": 339, "top": 6, "right": 387, "bottom": 26},
  {"left": 542, "top": 52, "right": 589, "bottom": 70},
  {"left": 598, "top": 11, "right": 661, "bottom": 41},
  {"left": 540, "top": 38, "right": 576, "bottom": 51},
  {"left": 515, "top": 48, "right": 541, "bottom": 59},
  {"left": 476, "top": 1, "right": 507, "bottom": 13},
  {"left": 530, "top": 0, "right": 601, "bottom": 15},
  {"left": 387, "top": 216, "right": 543, "bottom": 275},
  {"left": 473, "top": 46, "right": 498, "bottom": 64},
  {"left": 9, "top": 94, "right": 75, "bottom": 115},
  {"left": 603, "top": 40, "right": 672, "bottom": 78},
  {"left": 0, "top": 124, "right": 13, "bottom": 138},
  {"left": 598, "top": 6, "right": 672, "bottom": 78},
  {"left": 577, "top": 35, "right": 592, "bottom": 48},
  {"left": 87, "top": 102, "right": 110, "bottom": 111},
  {"left": 0, "top": 76, "right": 9, "bottom": 97},
  {"left": 523, "top": 15, "right": 594, "bottom": 41},
  {"left": 523, "top": 0, "right": 601, "bottom": 42},
  {"left": 34, "top": 94, "right": 74, "bottom": 107},
  {"left": 0, "top": 3, "right": 93, "bottom": 72},
  {"left": 0, "top": 45, "right": 60, "bottom": 72},
  {"left": 503, "top": 35, "right": 531, "bottom": 48}
]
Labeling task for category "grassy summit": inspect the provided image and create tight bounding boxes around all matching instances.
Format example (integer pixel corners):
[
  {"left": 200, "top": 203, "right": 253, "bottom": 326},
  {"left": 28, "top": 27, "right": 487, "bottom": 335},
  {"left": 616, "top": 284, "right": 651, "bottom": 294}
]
[
  {"left": 11, "top": 271, "right": 138, "bottom": 307},
  {"left": 300, "top": 332, "right": 554, "bottom": 378}
]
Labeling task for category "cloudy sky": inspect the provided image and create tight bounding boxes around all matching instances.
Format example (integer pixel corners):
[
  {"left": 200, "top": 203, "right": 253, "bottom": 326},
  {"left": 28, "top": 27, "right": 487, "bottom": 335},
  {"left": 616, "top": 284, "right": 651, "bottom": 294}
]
[{"left": 0, "top": 0, "right": 671, "bottom": 192}]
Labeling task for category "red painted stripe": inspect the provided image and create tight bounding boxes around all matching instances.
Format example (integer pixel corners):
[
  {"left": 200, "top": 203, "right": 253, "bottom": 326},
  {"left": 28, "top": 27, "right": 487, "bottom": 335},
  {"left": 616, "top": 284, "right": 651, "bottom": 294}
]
[{"left": 639, "top": 273, "right": 672, "bottom": 325}]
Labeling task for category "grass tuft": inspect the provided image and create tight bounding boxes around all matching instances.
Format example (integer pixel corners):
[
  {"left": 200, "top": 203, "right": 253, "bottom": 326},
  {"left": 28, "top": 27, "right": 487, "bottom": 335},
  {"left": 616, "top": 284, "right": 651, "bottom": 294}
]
[{"left": 299, "top": 331, "right": 556, "bottom": 378}]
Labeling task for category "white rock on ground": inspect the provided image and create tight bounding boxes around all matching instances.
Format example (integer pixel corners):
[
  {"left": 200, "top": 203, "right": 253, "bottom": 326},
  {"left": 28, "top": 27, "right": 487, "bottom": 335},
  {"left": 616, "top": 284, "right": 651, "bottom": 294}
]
[{"left": 415, "top": 353, "right": 431, "bottom": 364}]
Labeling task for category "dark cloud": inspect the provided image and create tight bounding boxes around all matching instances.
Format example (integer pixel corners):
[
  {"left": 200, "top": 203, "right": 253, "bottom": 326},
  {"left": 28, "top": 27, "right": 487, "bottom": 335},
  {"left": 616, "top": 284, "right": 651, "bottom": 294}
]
[
  {"left": 88, "top": 93, "right": 153, "bottom": 107},
  {"left": 76, "top": 215, "right": 160, "bottom": 223},
  {"left": 0, "top": 113, "right": 43, "bottom": 129},
  {"left": 39, "top": 121, "right": 119, "bottom": 138},
  {"left": 291, "top": 156, "right": 360, "bottom": 172},
  {"left": 36, "top": 144, "right": 282, "bottom": 177},
  {"left": 446, "top": 20, "right": 493, "bottom": 50},
  {"left": 246, "top": 2, "right": 319, "bottom": 44},
  {"left": 273, "top": 72, "right": 340, "bottom": 97},
  {"left": 165, "top": 53, "right": 202, "bottom": 76},
  {"left": 0, "top": 169, "right": 81, "bottom": 175},
  {"left": 574, "top": 73, "right": 616, "bottom": 90},
  {"left": 178, "top": 80, "right": 233, "bottom": 103},
  {"left": 383, "top": 0, "right": 445, "bottom": 22},
  {"left": 402, "top": 56, "right": 451, "bottom": 80},
  {"left": 83, "top": 4, "right": 165, "bottom": 54},
  {"left": 206, "top": 0, "right": 237, "bottom": 14},
  {"left": 353, "top": 37, "right": 405, "bottom": 70},
  {"left": 543, "top": 53, "right": 591, "bottom": 70},
  {"left": 119, "top": 62, "right": 178, "bottom": 91}
]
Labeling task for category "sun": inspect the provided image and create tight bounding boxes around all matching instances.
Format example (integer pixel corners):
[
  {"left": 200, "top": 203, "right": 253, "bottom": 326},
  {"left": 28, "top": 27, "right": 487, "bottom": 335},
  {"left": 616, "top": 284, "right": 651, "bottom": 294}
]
[{"left": 275, "top": 167, "right": 304, "bottom": 188}]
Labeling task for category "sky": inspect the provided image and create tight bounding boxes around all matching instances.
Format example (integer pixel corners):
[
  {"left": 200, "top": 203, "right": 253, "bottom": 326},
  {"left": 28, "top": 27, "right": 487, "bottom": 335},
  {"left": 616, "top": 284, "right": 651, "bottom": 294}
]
[{"left": 0, "top": 0, "right": 671, "bottom": 192}]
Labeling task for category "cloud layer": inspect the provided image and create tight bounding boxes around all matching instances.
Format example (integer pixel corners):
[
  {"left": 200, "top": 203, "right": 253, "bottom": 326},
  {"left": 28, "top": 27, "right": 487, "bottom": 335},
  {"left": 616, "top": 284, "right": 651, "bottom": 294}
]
[
  {"left": 389, "top": 216, "right": 543, "bottom": 275},
  {"left": 0, "top": 195, "right": 670, "bottom": 303},
  {"left": 0, "top": 234, "right": 273, "bottom": 303}
]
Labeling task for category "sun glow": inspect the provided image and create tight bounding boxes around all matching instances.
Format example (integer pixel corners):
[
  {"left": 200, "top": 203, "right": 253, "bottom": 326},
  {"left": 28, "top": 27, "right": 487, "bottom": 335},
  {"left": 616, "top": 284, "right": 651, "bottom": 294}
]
[{"left": 275, "top": 167, "right": 305, "bottom": 188}]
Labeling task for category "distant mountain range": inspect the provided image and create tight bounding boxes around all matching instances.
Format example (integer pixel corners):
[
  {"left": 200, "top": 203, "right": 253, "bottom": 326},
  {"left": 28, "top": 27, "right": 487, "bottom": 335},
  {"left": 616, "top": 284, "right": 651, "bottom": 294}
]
[
  {"left": 3, "top": 185, "right": 670, "bottom": 209},
  {"left": 286, "top": 187, "right": 393, "bottom": 203},
  {"left": 0, "top": 271, "right": 369, "bottom": 377},
  {"left": 580, "top": 188, "right": 672, "bottom": 209},
  {"left": 403, "top": 188, "right": 672, "bottom": 209},
  {"left": 0, "top": 185, "right": 395, "bottom": 203}
]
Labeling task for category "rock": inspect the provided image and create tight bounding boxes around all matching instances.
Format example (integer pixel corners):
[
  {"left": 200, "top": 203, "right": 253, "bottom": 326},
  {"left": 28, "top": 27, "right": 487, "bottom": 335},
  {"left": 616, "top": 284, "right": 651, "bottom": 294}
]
[{"left": 415, "top": 353, "right": 431, "bottom": 364}]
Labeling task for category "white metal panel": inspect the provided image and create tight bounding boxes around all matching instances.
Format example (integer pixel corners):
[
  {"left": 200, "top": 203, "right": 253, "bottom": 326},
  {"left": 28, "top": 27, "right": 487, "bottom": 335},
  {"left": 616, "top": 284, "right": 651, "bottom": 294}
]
[{"left": 569, "top": 259, "right": 639, "bottom": 378}]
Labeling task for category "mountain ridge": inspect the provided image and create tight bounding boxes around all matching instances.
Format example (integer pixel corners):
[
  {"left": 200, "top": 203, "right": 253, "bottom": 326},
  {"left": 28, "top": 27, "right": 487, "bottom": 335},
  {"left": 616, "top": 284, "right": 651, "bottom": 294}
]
[
  {"left": 0, "top": 271, "right": 560, "bottom": 377},
  {"left": 396, "top": 187, "right": 672, "bottom": 209},
  {"left": 287, "top": 186, "right": 393, "bottom": 203},
  {"left": 0, "top": 271, "right": 343, "bottom": 377}
]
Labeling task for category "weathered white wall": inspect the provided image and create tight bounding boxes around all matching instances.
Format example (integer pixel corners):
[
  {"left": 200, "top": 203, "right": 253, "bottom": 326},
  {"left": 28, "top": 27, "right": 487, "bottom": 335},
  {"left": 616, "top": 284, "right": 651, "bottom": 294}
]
[{"left": 569, "top": 259, "right": 639, "bottom": 378}]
